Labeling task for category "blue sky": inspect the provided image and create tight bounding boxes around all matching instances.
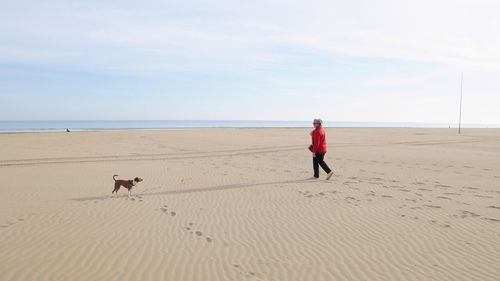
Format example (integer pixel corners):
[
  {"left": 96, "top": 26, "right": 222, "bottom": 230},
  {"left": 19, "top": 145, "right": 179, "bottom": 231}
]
[{"left": 1, "top": 0, "right": 499, "bottom": 123}]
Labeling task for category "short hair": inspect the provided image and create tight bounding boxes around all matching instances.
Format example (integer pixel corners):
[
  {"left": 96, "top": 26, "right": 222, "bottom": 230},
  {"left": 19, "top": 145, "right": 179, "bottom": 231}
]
[{"left": 313, "top": 118, "right": 323, "bottom": 125}]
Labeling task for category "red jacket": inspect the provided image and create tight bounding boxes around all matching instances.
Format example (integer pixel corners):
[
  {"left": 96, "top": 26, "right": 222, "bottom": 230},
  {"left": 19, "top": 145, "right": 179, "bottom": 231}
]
[{"left": 311, "top": 127, "right": 328, "bottom": 153}]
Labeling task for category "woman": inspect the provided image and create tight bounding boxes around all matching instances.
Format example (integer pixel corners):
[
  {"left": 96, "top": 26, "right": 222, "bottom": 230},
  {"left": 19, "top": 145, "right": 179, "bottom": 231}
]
[{"left": 310, "top": 119, "right": 334, "bottom": 180}]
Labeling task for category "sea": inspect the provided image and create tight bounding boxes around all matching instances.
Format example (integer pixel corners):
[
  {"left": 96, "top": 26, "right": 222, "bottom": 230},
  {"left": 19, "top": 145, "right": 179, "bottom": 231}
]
[{"left": 0, "top": 120, "right": 498, "bottom": 133}]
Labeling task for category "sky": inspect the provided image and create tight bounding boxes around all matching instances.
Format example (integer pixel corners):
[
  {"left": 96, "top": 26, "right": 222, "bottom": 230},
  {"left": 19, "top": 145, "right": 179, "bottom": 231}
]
[{"left": 1, "top": 0, "right": 499, "bottom": 123}]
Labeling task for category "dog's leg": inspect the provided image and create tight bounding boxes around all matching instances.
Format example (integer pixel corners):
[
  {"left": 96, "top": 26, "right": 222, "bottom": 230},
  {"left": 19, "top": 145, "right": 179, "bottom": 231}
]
[
  {"left": 128, "top": 190, "right": 131, "bottom": 198},
  {"left": 113, "top": 184, "right": 121, "bottom": 197}
]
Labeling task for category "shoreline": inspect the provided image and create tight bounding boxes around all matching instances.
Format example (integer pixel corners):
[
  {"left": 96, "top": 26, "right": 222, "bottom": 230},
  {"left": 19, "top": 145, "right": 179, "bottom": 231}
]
[
  {"left": 1, "top": 120, "right": 499, "bottom": 134},
  {"left": 1, "top": 126, "right": 500, "bottom": 135}
]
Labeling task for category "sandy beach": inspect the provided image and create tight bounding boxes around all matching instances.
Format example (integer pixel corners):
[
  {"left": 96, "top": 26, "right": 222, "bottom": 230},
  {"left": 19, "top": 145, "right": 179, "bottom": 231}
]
[{"left": 0, "top": 128, "right": 499, "bottom": 281}]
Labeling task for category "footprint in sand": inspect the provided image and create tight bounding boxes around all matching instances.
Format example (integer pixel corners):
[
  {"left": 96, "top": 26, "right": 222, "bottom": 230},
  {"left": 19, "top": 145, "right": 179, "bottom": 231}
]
[
  {"left": 184, "top": 223, "right": 213, "bottom": 242},
  {"left": 343, "top": 181, "right": 358, "bottom": 185},
  {"left": 430, "top": 220, "right": 451, "bottom": 228},
  {"left": 474, "top": 194, "right": 493, "bottom": 198},
  {"left": 460, "top": 210, "right": 480, "bottom": 218},
  {"left": 1, "top": 217, "right": 26, "bottom": 229},
  {"left": 483, "top": 218, "right": 500, "bottom": 223},
  {"left": 232, "top": 264, "right": 259, "bottom": 280},
  {"left": 127, "top": 195, "right": 143, "bottom": 202},
  {"left": 160, "top": 205, "right": 176, "bottom": 216},
  {"left": 344, "top": 197, "right": 360, "bottom": 203}
]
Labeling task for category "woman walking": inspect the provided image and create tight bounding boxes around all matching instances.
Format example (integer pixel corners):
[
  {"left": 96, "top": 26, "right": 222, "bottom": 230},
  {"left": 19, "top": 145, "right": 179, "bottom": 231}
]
[{"left": 310, "top": 119, "right": 334, "bottom": 180}]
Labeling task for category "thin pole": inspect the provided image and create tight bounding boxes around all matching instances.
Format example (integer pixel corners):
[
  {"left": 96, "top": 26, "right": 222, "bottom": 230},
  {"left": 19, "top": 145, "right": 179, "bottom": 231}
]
[{"left": 458, "top": 73, "right": 463, "bottom": 134}]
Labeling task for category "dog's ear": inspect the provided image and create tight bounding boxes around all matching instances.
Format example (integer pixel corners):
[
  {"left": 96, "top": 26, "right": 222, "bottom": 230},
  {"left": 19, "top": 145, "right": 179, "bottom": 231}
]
[{"left": 134, "top": 177, "right": 139, "bottom": 182}]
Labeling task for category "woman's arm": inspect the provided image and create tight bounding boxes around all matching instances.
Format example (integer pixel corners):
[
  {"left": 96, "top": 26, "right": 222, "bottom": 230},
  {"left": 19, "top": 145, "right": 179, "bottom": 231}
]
[{"left": 311, "top": 131, "right": 320, "bottom": 154}]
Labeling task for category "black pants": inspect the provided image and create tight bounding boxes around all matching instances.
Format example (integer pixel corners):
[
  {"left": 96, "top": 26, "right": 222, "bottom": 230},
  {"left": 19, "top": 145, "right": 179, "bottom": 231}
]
[{"left": 313, "top": 153, "right": 331, "bottom": 178}]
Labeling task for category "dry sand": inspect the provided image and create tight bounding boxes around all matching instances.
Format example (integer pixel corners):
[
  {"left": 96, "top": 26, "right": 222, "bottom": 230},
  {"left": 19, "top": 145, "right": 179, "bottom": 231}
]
[{"left": 0, "top": 128, "right": 499, "bottom": 281}]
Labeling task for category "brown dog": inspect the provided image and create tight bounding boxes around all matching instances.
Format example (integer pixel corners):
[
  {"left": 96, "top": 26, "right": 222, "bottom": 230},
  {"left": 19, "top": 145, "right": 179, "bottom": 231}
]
[{"left": 112, "top": 175, "right": 143, "bottom": 198}]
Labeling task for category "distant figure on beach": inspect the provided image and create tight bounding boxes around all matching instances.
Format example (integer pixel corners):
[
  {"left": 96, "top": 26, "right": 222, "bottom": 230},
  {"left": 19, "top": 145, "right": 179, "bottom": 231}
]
[
  {"left": 66, "top": 128, "right": 70, "bottom": 132},
  {"left": 310, "top": 119, "right": 334, "bottom": 180}
]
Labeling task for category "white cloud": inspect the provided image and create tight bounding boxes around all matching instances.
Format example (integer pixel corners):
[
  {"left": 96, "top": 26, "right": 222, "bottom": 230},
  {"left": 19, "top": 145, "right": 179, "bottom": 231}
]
[{"left": 2, "top": 0, "right": 499, "bottom": 72}]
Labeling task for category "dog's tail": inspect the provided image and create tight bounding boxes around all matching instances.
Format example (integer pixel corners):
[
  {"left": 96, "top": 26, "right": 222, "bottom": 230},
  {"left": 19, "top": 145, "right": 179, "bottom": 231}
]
[{"left": 113, "top": 174, "right": 119, "bottom": 181}]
